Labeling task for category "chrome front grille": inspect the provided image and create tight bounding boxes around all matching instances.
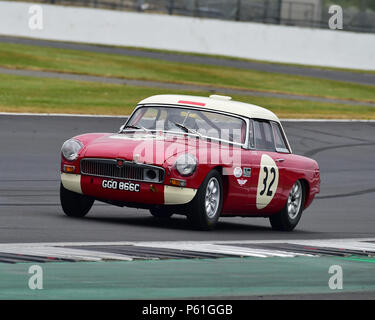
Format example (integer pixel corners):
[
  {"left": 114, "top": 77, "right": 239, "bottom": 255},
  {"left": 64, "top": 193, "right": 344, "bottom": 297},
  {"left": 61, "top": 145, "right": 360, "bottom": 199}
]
[{"left": 80, "top": 158, "right": 164, "bottom": 183}]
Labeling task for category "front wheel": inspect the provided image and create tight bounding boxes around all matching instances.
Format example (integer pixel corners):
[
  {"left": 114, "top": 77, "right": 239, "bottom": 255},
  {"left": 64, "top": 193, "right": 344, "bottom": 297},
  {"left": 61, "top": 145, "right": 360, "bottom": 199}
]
[
  {"left": 60, "top": 183, "right": 94, "bottom": 218},
  {"left": 269, "top": 180, "right": 305, "bottom": 231},
  {"left": 187, "top": 170, "right": 223, "bottom": 230}
]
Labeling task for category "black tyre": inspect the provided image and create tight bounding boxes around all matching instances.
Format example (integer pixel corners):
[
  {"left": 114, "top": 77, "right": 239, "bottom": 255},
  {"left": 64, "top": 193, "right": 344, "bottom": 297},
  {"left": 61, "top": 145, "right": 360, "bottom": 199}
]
[
  {"left": 149, "top": 207, "right": 174, "bottom": 219},
  {"left": 187, "top": 169, "right": 223, "bottom": 230},
  {"left": 269, "top": 180, "right": 305, "bottom": 231},
  {"left": 60, "top": 183, "right": 94, "bottom": 218}
]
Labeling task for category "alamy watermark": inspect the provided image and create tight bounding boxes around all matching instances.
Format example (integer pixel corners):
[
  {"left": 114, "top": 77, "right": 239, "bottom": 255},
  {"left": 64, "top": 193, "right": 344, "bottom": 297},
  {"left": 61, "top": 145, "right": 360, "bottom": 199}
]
[
  {"left": 328, "top": 265, "right": 343, "bottom": 290},
  {"left": 28, "top": 265, "right": 43, "bottom": 290},
  {"left": 28, "top": 5, "right": 43, "bottom": 30},
  {"left": 328, "top": 5, "right": 343, "bottom": 30}
]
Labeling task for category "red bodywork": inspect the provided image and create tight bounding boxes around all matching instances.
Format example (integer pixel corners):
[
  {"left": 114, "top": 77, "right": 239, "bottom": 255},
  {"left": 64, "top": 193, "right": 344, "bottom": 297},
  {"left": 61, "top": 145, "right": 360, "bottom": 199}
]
[{"left": 61, "top": 130, "right": 320, "bottom": 217}]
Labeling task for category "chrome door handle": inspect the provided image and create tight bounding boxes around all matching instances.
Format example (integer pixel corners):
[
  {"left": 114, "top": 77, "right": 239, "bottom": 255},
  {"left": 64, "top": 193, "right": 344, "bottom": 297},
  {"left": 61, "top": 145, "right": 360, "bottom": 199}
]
[{"left": 276, "top": 158, "right": 285, "bottom": 162}]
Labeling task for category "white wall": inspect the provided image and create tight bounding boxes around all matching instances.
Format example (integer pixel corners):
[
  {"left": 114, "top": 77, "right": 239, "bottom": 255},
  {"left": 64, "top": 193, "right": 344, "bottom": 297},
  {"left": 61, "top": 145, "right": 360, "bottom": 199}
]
[{"left": 0, "top": 1, "right": 374, "bottom": 70}]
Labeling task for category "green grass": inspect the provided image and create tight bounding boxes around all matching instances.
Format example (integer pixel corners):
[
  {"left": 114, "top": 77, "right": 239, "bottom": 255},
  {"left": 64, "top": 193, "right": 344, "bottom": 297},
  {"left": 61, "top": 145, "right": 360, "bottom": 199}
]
[
  {"left": 1, "top": 73, "right": 374, "bottom": 119},
  {"left": 1, "top": 42, "right": 375, "bottom": 104},
  {"left": 94, "top": 42, "right": 375, "bottom": 76}
]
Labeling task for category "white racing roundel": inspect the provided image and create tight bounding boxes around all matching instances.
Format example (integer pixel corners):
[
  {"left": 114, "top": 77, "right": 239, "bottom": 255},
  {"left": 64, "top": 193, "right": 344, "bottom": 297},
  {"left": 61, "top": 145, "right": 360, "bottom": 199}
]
[
  {"left": 233, "top": 167, "right": 243, "bottom": 178},
  {"left": 256, "top": 154, "right": 279, "bottom": 209}
]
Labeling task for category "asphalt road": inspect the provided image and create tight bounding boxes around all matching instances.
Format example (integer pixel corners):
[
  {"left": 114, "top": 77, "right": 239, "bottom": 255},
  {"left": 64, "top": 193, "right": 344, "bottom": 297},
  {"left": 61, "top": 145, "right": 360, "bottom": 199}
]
[
  {"left": 0, "top": 115, "right": 374, "bottom": 243},
  {"left": 1, "top": 36, "right": 375, "bottom": 86}
]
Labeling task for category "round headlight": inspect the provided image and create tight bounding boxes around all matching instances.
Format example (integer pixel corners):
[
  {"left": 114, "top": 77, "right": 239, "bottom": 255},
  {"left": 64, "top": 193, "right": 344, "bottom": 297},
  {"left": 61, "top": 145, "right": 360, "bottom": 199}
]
[
  {"left": 175, "top": 154, "right": 197, "bottom": 176},
  {"left": 61, "top": 139, "right": 83, "bottom": 161}
]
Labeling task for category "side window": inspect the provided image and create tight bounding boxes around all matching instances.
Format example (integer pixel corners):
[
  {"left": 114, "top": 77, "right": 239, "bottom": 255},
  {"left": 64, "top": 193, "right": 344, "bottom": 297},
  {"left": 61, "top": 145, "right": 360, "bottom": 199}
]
[
  {"left": 272, "top": 122, "right": 290, "bottom": 153},
  {"left": 254, "top": 120, "right": 275, "bottom": 151}
]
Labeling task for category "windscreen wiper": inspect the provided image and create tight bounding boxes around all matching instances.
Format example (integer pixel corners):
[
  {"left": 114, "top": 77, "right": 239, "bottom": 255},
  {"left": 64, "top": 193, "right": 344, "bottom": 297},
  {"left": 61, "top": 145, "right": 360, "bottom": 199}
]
[
  {"left": 122, "top": 124, "right": 149, "bottom": 132},
  {"left": 173, "top": 122, "right": 202, "bottom": 137}
]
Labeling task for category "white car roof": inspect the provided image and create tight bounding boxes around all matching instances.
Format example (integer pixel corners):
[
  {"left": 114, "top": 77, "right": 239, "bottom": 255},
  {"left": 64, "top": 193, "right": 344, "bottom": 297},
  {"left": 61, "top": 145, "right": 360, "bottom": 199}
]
[{"left": 138, "top": 94, "right": 280, "bottom": 122}]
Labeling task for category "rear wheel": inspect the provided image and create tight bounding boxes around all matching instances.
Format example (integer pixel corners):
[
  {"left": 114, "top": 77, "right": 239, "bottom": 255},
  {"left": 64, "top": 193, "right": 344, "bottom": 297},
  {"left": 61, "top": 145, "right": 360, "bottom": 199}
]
[
  {"left": 187, "top": 170, "right": 223, "bottom": 230},
  {"left": 60, "top": 183, "right": 94, "bottom": 218},
  {"left": 149, "top": 207, "right": 174, "bottom": 219},
  {"left": 269, "top": 180, "right": 305, "bottom": 231}
]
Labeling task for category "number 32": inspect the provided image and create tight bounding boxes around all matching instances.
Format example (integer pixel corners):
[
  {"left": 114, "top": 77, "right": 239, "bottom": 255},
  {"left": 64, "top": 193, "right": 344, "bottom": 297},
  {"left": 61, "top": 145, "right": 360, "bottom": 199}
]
[{"left": 260, "top": 167, "right": 276, "bottom": 197}]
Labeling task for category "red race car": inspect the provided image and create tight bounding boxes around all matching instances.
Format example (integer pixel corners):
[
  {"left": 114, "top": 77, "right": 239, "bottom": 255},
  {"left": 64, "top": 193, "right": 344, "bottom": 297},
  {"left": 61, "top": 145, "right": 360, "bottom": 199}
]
[{"left": 60, "top": 94, "right": 320, "bottom": 231}]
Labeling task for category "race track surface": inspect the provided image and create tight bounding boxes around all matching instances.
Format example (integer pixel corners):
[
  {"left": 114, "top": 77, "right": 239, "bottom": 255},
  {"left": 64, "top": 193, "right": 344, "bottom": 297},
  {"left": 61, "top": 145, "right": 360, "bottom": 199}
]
[{"left": 0, "top": 115, "right": 374, "bottom": 243}]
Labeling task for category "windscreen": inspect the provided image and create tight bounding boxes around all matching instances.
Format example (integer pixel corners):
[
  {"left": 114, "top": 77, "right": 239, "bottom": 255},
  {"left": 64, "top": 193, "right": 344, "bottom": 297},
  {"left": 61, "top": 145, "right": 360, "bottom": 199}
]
[{"left": 126, "top": 106, "right": 247, "bottom": 144}]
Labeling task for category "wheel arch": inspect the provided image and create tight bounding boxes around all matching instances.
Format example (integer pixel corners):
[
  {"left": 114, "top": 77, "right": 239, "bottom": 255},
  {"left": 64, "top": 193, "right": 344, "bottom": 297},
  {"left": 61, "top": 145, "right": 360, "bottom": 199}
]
[
  {"left": 211, "top": 166, "right": 230, "bottom": 203},
  {"left": 299, "top": 178, "right": 310, "bottom": 209}
]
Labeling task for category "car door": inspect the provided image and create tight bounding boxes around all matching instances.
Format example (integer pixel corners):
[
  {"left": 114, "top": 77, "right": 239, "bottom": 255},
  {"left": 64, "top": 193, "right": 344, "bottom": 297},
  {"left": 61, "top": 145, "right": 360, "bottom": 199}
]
[
  {"left": 222, "top": 120, "right": 288, "bottom": 214},
  {"left": 230, "top": 119, "right": 262, "bottom": 213},
  {"left": 225, "top": 119, "right": 274, "bottom": 214},
  {"left": 220, "top": 119, "right": 260, "bottom": 214},
  {"left": 269, "top": 121, "right": 295, "bottom": 208},
  {"left": 252, "top": 119, "right": 284, "bottom": 212}
]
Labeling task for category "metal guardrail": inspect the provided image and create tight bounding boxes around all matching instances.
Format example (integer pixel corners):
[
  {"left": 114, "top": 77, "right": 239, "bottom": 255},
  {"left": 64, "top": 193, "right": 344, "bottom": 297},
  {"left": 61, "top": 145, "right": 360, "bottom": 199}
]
[{"left": 14, "top": 0, "right": 375, "bottom": 33}]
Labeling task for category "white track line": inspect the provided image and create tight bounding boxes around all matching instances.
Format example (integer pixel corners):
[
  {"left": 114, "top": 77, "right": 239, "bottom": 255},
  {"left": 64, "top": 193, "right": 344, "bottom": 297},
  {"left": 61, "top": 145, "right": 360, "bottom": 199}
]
[
  {"left": 0, "top": 112, "right": 127, "bottom": 118},
  {"left": 0, "top": 245, "right": 134, "bottom": 261},
  {"left": 0, "top": 238, "right": 374, "bottom": 261},
  {"left": 281, "top": 119, "right": 375, "bottom": 122},
  {"left": 287, "top": 240, "right": 375, "bottom": 252},
  {"left": 136, "top": 243, "right": 311, "bottom": 258},
  {"left": 0, "top": 112, "right": 374, "bottom": 122},
  {"left": 1, "top": 237, "right": 374, "bottom": 248}
]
